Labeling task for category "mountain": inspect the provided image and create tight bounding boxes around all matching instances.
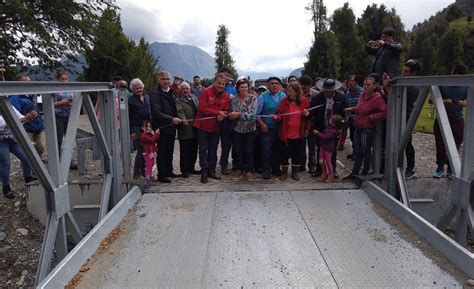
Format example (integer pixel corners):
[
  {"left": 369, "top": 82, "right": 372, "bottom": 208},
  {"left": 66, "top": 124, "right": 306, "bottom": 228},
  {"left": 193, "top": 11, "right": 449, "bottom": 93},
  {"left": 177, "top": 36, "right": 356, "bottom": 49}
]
[
  {"left": 238, "top": 68, "right": 296, "bottom": 81},
  {"left": 149, "top": 42, "right": 215, "bottom": 81},
  {"left": 20, "top": 41, "right": 301, "bottom": 83},
  {"left": 289, "top": 67, "right": 303, "bottom": 78},
  {"left": 23, "top": 55, "right": 87, "bottom": 81}
]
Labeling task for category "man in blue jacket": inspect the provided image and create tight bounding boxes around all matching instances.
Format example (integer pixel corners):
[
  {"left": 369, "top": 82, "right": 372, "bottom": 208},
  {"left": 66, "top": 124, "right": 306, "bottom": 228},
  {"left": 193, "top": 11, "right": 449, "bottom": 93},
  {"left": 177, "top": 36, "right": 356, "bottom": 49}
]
[{"left": 9, "top": 75, "right": 45, "bottom": 159}]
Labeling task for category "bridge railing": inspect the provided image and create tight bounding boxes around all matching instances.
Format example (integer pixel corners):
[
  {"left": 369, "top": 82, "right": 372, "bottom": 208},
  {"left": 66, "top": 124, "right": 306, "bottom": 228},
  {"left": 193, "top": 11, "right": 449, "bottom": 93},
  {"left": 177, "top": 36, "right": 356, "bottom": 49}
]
[
  {"left": 0, "top": 81, "right": 139, "bottom": 286},
  {"left": 366, "top": 75, "right": 474, "bottom": 277}
]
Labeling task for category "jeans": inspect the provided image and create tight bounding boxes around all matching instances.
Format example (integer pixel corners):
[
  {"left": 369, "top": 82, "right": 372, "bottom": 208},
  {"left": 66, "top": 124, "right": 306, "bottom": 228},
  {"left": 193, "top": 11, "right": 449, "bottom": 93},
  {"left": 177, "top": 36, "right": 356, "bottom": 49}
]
[
  {"left": 0, "top": 140, "right": 32, "bottom": 186},
  {"left": 406, "top": 136, "right": 415, "bottom": 171},
  {"left": 198, "top": 129, "right": 219, "bottom": 176},
  {"left": 131, "top": 127, "right": 144, "bottom": 177},
  {"left": 260, "top": 128, "right": 281, "bottom": 173},
  {"left": 233, "top": 132, "right": 255, "bottom": 173},
  {"left": 352, "top": 127, "right": 376, "bottom": 175},
  {"left": 300, "top": 134, "right": 317, "bottom": 170},
  {"left": 56, "top": 116, "right": 69, "bottom": 152},
  {"left": 434, "top": 118, "right": 464, "bottom": 170},
  {"left": 179, "top": 139, "right": 198, "bottom": 174},
  {"left": 219, "top": 129, "right": 232, "bottom": 168},
  {"left": 157, "top": 132, "right": 176, "bottom": 177},
  {"left": 281, "top": 138, "right": 302, "bottom": 166}
]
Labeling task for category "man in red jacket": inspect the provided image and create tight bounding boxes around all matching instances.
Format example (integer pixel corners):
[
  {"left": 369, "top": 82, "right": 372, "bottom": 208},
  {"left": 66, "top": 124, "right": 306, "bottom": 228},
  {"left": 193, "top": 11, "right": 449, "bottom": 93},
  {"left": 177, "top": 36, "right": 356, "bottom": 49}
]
[{"left": 194, "top": 73, "right": 230, "bottom": 183}]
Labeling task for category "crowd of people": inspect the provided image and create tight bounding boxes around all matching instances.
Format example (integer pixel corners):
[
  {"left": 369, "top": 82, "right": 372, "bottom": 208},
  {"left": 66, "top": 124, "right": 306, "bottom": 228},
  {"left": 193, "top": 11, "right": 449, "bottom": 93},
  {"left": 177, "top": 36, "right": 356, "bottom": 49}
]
[{"left": 0, "top": 27, "right": 469, "bottom": 197}]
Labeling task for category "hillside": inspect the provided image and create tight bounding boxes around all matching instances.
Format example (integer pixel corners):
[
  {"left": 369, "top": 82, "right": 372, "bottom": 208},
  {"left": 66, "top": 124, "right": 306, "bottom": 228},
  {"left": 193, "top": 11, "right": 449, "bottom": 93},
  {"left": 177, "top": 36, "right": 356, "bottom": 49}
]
[{"left": 149, "top": 42, "right": 215, "bottom": 81}]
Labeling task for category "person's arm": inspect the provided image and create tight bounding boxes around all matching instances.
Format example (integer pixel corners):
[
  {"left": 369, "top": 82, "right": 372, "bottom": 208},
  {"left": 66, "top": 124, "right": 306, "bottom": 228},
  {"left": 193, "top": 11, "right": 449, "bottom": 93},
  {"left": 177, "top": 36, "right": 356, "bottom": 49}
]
[
  {"left": 140, "top": 132, "right": 157, "bottom": 144},
  {"left": 369, "top": 97, "right": 388, "bottom": 121},
  {"left": 384, "top": 41, "right": 402, "bottom": 54},
  {"left": 314, "top": 129, "right": 336, "bottom": 141},
  {"left": 366, "top": 43, "right": 379, "bottom": 55},
  {"left": 54, "top": 93, "right": 72, "bottom": 107},
  {"left": 0, "top": 107, "right": 36, "bottom": 129}
]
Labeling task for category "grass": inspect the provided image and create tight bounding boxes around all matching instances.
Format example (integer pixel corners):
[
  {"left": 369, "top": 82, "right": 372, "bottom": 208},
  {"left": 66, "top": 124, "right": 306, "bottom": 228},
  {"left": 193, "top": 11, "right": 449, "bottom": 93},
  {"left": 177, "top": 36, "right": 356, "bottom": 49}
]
[
  {"left": 449, "top": 17, "right": 474, "bottom": 31},
  {"left": 414, "top": 98, "right": 435, "bottom": 134}
]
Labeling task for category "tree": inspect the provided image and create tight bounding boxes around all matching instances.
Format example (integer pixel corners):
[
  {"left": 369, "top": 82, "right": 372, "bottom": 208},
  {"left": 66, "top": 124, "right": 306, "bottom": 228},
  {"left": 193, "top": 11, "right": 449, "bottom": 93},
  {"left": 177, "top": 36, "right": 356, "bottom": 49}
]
[
  {"left": 330, "top": 3, "right": 365, "bottom": 79},
  {"left": 306, "top": 0, "right": 327, "bottom": 36},
  {"left": 303, "top": 30, "right": 340, "bottom": 79},
  {"left": 214, "top": 24, "right": 237, "bottom": 79},
  {"left": 436, "top": 29, "right": 464, "bottom": 74},
  {"left": 357, "top": 4, "right": 405, "bottom": 42},
  {"left": 446, "top": 4, "right": 462, "bottom": 21},
  {"left": 83, "top": 8, "right": 158, "bottom": 93},
  {"left": 420, "top": 38, "right": 435, "bottom": 75},
  {"left": 1, "top": 0, "right": 111, "bottom": 68}
]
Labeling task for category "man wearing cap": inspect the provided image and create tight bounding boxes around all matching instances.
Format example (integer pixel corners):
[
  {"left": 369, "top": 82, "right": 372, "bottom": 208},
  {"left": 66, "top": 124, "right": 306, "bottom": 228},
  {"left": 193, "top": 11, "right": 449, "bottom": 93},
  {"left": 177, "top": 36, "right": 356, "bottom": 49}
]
[
  {"left": 194, "top": 72, "right": 230, "bottom": 183},
  {"left": 170, "top": 75, "right": 183, "bottom": 95},
  {"left": 299, "top": 75, "right": 318, "bottom": 173},
  {"left": 257, "top": 76, "right": 286, "bottom": 179},
  {"left": 310, "top": 78, "right": 347, "bottom": 178}
]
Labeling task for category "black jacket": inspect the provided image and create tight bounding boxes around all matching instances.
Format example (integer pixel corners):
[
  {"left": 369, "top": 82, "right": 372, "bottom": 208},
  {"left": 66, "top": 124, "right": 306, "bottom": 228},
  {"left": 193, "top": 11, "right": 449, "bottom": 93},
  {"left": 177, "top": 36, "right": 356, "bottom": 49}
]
[
  {"left": 149, "top": 86, "right": 177, "bottom": 134},
  {"left": 310, "top": 91, "right": 347, "bottom": 131},
  {"left": 367, "top": 42, "right": 402, "bottom": 78},
  {"left": 128, "top": 94, "right": 151, "bottom": 129}
]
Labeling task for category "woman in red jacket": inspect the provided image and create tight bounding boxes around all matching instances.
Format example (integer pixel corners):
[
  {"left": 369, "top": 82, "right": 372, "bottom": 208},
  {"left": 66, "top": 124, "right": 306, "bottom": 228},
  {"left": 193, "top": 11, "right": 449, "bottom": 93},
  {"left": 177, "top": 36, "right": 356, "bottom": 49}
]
[
  {"left": 343, "top": 76, "right": 387, "bottom": 180},
  {"left": 140, "top": 120, "right": 160, "bottom": 186},
  {"left": 272, "top": 83, "right": 310, "bottom": 181}
]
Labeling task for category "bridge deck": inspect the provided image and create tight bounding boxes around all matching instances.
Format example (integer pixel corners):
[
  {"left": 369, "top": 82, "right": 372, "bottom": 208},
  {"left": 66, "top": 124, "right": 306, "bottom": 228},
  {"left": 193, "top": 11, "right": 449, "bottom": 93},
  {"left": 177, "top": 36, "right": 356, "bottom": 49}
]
[{"left": 74, "top": 189, "right": 464, "bottom": 288}]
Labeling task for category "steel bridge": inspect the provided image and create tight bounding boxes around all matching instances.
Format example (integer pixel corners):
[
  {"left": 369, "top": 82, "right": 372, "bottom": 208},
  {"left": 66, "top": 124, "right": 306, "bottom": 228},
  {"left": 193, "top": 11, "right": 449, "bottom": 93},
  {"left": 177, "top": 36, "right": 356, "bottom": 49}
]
[{"left": 0, "top": 76, "right": 472, "bottom": 288}]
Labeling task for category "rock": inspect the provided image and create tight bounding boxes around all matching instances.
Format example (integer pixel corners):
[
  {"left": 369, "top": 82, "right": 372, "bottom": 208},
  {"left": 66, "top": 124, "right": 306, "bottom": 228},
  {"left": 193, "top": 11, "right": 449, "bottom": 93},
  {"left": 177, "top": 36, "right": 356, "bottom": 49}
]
[
  {"left": 0, "top": 232, "right": 6, "bottom": 241},
  {"left": 16, "top": 228, "right": 28, "bottom": 236},
  {"left": 466, "top": 279, "right": 474, "bottom": 286},
  {"left": 16, "top": 270, "right": 28, "bottom": 286},
  {"left": 14, "top": 201, "right": 21, "bottom": 208}
]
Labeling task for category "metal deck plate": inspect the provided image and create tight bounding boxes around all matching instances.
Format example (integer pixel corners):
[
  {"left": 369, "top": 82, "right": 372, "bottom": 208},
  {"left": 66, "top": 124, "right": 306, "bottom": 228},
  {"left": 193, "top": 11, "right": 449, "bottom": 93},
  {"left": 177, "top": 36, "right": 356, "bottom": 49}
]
[
  {"left": 292, "top": 190, "right": 461, "bottom": 288},
  {"left": 201, "top": 192, "right": 337, "bottom": 287},
  {"left": 76, "top": 190, "right": 462, "bottom": 288}
]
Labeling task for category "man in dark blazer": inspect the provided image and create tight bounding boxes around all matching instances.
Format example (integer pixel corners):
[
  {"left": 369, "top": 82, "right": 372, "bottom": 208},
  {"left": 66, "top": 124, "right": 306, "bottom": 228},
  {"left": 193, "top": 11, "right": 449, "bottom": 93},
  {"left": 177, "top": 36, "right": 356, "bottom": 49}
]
[
  {"left": 310, "top": 78, "right": 347, "bottom": 178},
  {"left": 150, "top": 71, "right": 182, "bottom": 183}
]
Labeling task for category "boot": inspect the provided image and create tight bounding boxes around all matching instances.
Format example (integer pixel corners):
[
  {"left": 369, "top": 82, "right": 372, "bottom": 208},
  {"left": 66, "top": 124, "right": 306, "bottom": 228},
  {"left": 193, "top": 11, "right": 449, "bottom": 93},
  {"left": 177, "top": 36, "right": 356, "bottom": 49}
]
[
  {"left": 3, "top": 185, "right": 14, "bottom": 199},
  {"left": 279, "top": 166, "right": 288, "bottom": 181},
  {"left": 321, "top": 172, "right": 328, "bottom": 182},
  {"left": 291, "top": 165, "right": 300, "bottom": 181}
]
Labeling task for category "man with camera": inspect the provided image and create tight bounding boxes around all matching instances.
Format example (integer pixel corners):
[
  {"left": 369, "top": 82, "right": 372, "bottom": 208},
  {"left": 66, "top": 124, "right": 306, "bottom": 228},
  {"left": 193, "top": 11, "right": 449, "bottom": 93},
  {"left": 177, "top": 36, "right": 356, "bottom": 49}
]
[{"left": 367, "top": 27, "right": 402, "bottom": 78}]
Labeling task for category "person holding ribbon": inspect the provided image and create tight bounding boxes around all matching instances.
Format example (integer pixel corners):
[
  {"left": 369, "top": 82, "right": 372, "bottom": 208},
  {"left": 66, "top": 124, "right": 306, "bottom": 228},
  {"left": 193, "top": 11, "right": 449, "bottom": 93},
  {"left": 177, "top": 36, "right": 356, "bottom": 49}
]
[
  {"left": 272, "top": 83, "right": 310, "bottom": 181},
  {"left": 257, "top": 76, "right": 286, "bottom": 179},
  {"left": 310, "top": 78, "right": 347, "bottom": 178},
  {"left": 228, "top": 78, "right": 258, "bottom": 180},
  {"left": 193, "top": 72, "right": 230, "bottom": 184},
  {"left": 176, "top": 81, "right": 200, "bottom": 178}
]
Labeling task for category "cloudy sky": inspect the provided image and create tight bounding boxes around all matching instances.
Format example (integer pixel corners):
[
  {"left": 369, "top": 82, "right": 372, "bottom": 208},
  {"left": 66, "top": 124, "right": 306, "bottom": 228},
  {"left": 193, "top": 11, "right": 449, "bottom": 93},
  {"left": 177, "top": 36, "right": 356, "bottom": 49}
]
[{"left": 116, "top": 0, "right": 454, "bottom": 72}]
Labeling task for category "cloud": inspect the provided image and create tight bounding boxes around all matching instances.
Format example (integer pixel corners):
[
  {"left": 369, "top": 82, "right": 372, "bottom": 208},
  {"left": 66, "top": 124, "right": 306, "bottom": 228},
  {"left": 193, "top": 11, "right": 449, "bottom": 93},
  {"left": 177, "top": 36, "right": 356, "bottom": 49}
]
[
  {"left": 116, "top": 0, "right": 453, "bottom": 73},
  {"left": 118, "top": 1, "right": 169, "bottom": 42},
  {"left": 173, "top": 18, "right": 215, "bottom": 49}
]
